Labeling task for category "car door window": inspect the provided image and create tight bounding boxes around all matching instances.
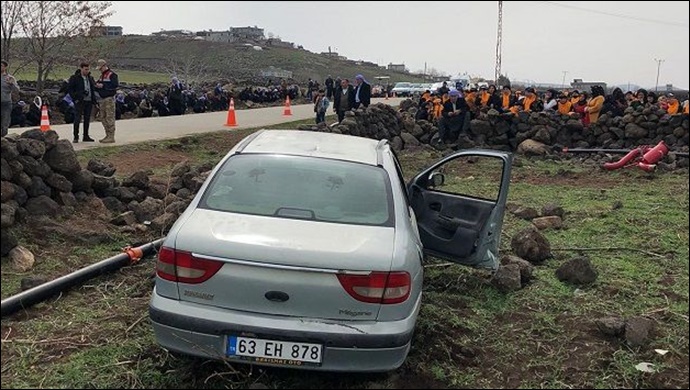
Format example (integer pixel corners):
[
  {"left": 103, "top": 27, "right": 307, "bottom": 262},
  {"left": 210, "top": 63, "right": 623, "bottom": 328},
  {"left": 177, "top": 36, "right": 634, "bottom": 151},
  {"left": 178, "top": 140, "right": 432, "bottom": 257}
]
[{"left": 409, "top": 151, "right": 512, "bottom": 269}]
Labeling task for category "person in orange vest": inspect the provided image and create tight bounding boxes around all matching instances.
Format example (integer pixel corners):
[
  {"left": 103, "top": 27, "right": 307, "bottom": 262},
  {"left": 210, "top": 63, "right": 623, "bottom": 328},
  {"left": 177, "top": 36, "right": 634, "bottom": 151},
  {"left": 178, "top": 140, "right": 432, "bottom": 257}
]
[
  {"left": 477, "top": 85, "right": 491, "bottom": 108},
  {"left": 585, "top": 85, "right": 605, "bottom": 124},
  {"left": 500, "top": 85, "right": 515, "bottom": 113},
  {"left": 683, "top": 99, "right": 689, "bottom": 115},
  {"left": 570, "top": 90, "right": 581, "bottom": 106},
  {"left": 557, "top": 94, "right": 572, "bottom": 115},
  {"left": 572, "top": 92, "right": 589, "bottom": 125},
  {"left": 432, "top": 96, "right": 444, "bottom": 122},
  {"left": 465, "top": 87, "right": 477, "bottom": 111},
  {"left": 520, "top": 87, "right": 538, "bottom": 112},
  {"left": 665, "top": 93, "right": 680, "bottom": 115}
]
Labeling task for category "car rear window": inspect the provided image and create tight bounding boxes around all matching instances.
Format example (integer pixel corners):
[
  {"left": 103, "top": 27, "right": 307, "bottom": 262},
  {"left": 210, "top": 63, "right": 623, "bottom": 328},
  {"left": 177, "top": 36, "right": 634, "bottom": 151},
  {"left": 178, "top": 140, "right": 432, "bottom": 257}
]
[{"left": 199, "top": 154, "right": 394, "bottom": 226}]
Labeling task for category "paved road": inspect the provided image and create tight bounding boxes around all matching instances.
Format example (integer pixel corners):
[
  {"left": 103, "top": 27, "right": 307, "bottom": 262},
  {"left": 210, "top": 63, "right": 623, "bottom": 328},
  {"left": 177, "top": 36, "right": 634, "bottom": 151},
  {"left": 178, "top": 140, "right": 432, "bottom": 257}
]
[{"left": 8, "top": 98, "right": 404, "bottom": 151}]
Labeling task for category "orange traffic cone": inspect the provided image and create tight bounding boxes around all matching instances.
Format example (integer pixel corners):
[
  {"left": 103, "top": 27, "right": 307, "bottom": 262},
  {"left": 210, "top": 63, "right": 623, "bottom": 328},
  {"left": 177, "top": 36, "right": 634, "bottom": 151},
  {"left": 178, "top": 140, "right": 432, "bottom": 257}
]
[
  {"left": 224, "top": 98, "right": 237, "bottom": 127},
  {"left": 282, "top": 96, "right": 292, "bottom": 116},
  {"left": 40, "top": 105, "right": 51, "bottom": 132}
]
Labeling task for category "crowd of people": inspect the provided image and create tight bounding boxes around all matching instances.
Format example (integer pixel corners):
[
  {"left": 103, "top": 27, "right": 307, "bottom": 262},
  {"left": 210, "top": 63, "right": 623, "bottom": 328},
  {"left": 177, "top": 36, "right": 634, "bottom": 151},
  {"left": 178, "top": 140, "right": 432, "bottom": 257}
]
[
  {"left": 3, "top": 59, "right": 689, "bottom": 147},
  {"left": 411, "top": 82, "right": 690, "bottom": 144}
]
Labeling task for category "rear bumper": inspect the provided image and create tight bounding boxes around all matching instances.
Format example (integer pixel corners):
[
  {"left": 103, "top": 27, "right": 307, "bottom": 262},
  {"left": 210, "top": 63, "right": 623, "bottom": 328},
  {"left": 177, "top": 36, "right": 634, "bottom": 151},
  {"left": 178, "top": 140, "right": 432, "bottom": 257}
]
[{"left": 149, "top": 289, "right": 420, "bottom": 372}]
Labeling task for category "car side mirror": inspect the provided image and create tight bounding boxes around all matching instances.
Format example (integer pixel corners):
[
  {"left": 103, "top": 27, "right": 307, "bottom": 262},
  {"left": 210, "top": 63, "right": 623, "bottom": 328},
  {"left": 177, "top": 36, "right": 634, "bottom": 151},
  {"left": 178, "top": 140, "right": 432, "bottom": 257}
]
[{"left": 429, "top": 172, "right": 445, "bottom": 187}]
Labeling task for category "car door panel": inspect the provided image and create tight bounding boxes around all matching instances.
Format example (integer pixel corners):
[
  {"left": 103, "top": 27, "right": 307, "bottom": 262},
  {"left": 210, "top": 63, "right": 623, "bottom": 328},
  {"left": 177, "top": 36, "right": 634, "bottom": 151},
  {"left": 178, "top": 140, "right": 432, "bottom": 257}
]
[{"left": 408, "top": 150, "right": 512, "bottom": 270}]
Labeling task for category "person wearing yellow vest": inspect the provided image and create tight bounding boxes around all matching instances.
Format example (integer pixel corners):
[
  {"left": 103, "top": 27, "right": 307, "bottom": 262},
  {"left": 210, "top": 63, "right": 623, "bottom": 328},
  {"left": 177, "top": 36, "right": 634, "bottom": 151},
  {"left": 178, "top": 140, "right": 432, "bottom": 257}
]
[
  {"left": 521, "top": 87, "right": 538, "bottom": 112},
  {"left": 557, "top": 94, "right": 572, "bottom": 115},
  {"left": 665, "top": 93, "right": 680, "bottom": 115},
  {"left": 500, "top": 85, "right": 515, "bottom": 113},
  {"left": 477, "top": 85, "right": 491, "bottom": 108},
  {"left": 585, "top": 85, "right": 605, "bottom": 124}
]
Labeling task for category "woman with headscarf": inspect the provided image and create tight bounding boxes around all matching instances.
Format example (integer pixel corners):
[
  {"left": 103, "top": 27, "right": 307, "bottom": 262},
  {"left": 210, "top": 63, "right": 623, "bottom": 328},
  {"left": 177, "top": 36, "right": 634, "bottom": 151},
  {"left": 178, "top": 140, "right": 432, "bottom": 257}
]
[
  {"left": 630, "top": 89, "right": 648, "bottom": 109},
  {"left": 603, "top": 87, "right": 627, "bottom": 117},
  {"left": 543, "top": 89, "right": 558, "bottom": 111},
  {"left": 167, "top": 76, "right": 185, "bottom": 115},
  {"left": 585, "top": 86, "right": 605, "bottom": 124},
  {"left": 572, "top": 92, "right": 589, "bottom": 126}
]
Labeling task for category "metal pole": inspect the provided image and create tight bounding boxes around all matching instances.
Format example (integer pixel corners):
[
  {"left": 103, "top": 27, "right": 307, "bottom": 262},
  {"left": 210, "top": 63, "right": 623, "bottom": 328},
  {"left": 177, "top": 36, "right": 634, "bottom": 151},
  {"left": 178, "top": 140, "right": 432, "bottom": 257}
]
[
  {"left": 561, "top": 71, "right": 568, "bottom": 88},
  {"left": 654, "top": 58, "right": 664, "bottom": 92},
  {"left": 1, "top": 238, "right": 165, "bottom": 317}
]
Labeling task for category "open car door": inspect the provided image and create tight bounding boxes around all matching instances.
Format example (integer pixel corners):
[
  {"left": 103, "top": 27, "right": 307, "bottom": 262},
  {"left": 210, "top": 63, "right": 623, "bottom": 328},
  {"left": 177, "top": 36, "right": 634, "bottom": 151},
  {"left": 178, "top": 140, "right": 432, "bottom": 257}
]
[{"left": 408, "top": 150, "right": 512, "bottom": 270}]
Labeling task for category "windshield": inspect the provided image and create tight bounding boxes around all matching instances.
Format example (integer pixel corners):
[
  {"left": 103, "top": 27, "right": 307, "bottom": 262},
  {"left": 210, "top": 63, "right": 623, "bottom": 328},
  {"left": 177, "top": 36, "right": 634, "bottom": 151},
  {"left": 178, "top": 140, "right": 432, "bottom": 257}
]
[{"left": 200, "top": 154, "right": 394, "bottom": 227}]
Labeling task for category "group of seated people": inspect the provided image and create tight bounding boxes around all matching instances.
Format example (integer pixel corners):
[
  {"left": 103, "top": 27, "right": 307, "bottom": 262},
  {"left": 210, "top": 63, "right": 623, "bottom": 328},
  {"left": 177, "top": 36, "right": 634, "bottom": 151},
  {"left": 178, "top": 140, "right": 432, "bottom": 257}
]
[
  {"left": 416, "top": 84, "right": 688, "bottom": 125},
  {"left": 414, "top": 83, "right": 689, "bottom": 144}
]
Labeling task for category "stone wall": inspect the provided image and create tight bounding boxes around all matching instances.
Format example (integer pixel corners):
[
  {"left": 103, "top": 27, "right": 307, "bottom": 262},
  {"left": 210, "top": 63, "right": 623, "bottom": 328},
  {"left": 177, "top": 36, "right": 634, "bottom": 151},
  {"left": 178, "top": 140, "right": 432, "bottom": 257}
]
[{"left": 299, "top": 100, "right": 690, "bottom": 157}]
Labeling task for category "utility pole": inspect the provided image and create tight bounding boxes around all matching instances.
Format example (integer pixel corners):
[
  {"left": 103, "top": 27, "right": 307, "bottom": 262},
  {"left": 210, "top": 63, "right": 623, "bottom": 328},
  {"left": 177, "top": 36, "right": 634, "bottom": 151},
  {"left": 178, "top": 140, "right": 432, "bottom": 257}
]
[
  {"left": 561, "top": 70, "right": 568, "bottom": 88},
  {"left": 654, "top": 58, "right": 664, "bottom": 92},
  {"left": 494, "top": 1, "right": 503, "bottom": 83}
]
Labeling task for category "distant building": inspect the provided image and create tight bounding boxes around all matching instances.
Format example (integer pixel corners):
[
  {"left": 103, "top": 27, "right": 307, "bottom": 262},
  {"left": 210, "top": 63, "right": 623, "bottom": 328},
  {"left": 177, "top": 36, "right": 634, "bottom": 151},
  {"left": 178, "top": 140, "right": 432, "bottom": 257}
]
[
  {"left": 151, "top": 29, "right": 195, "bottom": 37},
  {"left": 387, "top": 63, "right": 407, "bottom": 73},
  {"left": 90, "top": 25, "right": 122, "bottom": 37},
  {"left": 266, "top": 38, "right": 294, "bottom": 48},
  {"left": 230, "top": 26, "right": 264, "bottom": 41},
  {"left": 570, "top": 79, "right": 607, "bottom": 91},
  {"left": 260, "top": 67, "right": 293, "bottom": 79}
]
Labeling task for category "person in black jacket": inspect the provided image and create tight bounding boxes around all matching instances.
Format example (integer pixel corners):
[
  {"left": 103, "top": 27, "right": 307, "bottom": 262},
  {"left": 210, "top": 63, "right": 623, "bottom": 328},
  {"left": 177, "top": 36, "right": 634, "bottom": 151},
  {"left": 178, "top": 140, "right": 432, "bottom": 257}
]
[
  {"left": 66, "top": 62, "right": 97, "bottom": 142},
  {"left": 437, "top": 90, "right": 469, "bottom": 143},
  {"left": 333, "top": 78, "right": 355, "bottom": 122},
  {"left": 353, "top": 74, "right": 371, "bottom": 109},
  {"left": 325, "top": 75, "right": 334, "bottom": 99}
]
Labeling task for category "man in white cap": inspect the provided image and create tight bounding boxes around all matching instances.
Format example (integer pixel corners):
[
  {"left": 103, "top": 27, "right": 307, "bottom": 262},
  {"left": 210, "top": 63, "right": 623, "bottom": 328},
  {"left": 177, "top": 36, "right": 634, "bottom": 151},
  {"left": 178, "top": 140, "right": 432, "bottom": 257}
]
[{"left": 94, "top": 59, "right": 119, "bottom": 143}]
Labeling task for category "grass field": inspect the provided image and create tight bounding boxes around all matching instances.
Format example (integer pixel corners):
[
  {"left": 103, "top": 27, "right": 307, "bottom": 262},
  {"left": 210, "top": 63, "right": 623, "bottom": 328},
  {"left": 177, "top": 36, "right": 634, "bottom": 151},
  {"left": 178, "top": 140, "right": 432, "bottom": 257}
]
[
  {"left": 12, "top": 65, "right": 173, "bottom": 85},
  {"left": 1, "top": 120, "right": 688, "bottom": 389}
]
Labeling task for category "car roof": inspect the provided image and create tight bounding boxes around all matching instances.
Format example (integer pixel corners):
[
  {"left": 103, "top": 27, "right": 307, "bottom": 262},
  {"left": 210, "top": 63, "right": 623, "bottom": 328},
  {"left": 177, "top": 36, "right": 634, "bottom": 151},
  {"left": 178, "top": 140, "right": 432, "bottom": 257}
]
[{"left": 239, "top": 130, "right": 383, "bottom": 166}]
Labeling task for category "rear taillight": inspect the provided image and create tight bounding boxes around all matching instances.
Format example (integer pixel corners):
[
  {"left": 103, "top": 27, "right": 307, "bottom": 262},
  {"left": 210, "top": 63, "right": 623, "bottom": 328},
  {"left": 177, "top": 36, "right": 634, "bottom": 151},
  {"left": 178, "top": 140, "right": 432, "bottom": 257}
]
[
  {"left": 156, "top": 247, "right": 223, "bottom": 284},
  {"left": 337, "top": 271, "right": 411, "bottom": 304}
]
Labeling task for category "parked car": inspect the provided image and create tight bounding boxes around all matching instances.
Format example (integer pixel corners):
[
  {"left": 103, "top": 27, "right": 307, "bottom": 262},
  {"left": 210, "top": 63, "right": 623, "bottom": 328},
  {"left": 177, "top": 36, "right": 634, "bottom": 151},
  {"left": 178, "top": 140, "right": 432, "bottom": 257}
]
[
  {"left": 391, "top": 82, "right": 413, "bottom": 97},
  {"left": 150, "top": 130, "right": 513, "bottom": 372}
]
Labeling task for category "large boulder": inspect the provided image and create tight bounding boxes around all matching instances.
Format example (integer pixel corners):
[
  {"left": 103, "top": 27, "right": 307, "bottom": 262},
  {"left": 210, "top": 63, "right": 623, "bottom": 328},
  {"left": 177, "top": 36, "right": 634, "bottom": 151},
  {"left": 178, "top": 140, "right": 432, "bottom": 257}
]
[
  {"left": 517, "top": 139, "right": 550, "bottom": 156},
  {"left": 130, "top": 196, "right": 164, "bottom": 222},
  {"left": 16, "top": 155, "right": 51, "bottom": 178},
  {"left": 624, "top": 123, "right": 648, "bottom": 139},
  {"left": 511, "top": 226, "right": 552, "bottom": 264},
  {"left": 45, "top": 173, "right": 73, "bottom": 193},
  {"left": 1, "top": 180, "right": 15, "bottom": 203},
  {"left": 625, "top": 316, "right": 655, "bottom": 347},
  {"left": 1, "top": 228, "right": 18, "bottom": 256},
  {"left": 532, "top": 216, "right": 563, "bottom": 230},
  {"left": 555, "top": 256, "right": 598, "bottom": 284},
  {"left": 42, "top": 140, "right": 81, "bottom": 175},
  {"left": 501, "top": 255, "right": 534, "bottom": 285},
  {"left": 27, "top": 176, "right": 52, "bottom": 198},
  {"left": 8, "top": 245, "right": 35, "bottom": 272},
  {"left": 1, "top": 158, "right": 12, "bottom": 181},
  {"left": 400, "top": 132, "right": 420, "bottom": 147},
  {"left": 171, "top": 161, "right": 191, "bottom": 177},
  {"left": 491, "top": 263, "right": 522, "bottom": 293},
  {"left": 594, "top": 316, "right": 625, "bottom": 336},
  {"left": 1, "top": 202, "right": 17, "bottom": 228},
  {"left": 69, "top": 169, "right": 95, "bottom": 193},
  {"left": 86, "top": 159, "right": 116, "bottom": 177},
  {"left": 25, "top": 195, "right": 61, "bottom": 217},
  {"left": 16, "top": 138, "right": 46, "bottom": 159},
  {"left": 0, "top": 137, "right": 20, "bottom": 160},
  {"left": 123, "top": 170, "right": 150, "bottom": 190}
]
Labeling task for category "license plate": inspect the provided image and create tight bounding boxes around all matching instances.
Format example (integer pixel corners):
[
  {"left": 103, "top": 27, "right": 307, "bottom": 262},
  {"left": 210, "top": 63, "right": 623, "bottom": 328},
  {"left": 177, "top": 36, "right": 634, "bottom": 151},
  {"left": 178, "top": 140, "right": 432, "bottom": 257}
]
[{"left": 227, "top": 336, "right": 323, "bottom": 366}]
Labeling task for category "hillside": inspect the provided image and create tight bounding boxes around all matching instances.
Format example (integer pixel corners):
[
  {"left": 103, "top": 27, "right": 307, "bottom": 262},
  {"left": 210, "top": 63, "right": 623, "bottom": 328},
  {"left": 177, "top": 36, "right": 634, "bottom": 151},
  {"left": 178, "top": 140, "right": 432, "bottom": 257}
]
[{"left": 38, "top": 36, "right": 427, "bottom": 86}]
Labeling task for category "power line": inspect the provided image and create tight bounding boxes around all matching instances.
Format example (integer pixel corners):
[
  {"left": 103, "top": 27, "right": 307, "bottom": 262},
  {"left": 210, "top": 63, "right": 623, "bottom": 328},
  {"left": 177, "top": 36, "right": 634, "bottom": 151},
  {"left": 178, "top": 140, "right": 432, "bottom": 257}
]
[{"left": 537, "top": 1, "right": 689, "bottom": 28}]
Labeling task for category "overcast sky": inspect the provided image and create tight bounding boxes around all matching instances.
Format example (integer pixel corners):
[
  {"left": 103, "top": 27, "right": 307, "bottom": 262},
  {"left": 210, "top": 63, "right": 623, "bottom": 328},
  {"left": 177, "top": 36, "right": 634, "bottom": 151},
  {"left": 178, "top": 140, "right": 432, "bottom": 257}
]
[{"left": 107, "top": 1, "right": 689, "bottom": 89}]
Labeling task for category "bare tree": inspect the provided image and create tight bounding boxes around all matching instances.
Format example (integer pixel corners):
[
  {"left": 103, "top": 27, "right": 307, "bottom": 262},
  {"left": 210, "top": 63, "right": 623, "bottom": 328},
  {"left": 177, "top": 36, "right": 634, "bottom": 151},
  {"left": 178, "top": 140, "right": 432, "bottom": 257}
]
[
  {"left": 1, "top": 1, "right": 25, "bottom": 62},
  {"left": 18, "top": 1, "right": 113, "bottom": 93},
  {"left": 161, "top": 51, "right": 213, "bottom": 88}
]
